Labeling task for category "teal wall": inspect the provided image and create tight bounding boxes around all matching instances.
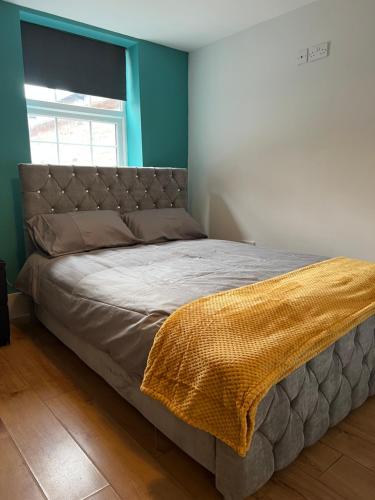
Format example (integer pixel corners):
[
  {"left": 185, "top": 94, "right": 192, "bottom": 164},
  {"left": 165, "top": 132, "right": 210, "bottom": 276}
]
[
  {"left": 0, "top": 0, "right": 188, "bottom": 286},
  {"left": 138, "top": 41, "right": 188, "bottom": 167},
  {"left": 0, "top": 1, "right": 31, "bottom": 289}
]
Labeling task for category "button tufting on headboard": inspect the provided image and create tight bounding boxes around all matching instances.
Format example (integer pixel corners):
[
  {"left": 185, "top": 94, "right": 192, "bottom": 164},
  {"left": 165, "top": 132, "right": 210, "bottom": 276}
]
[
  {"left": 18, "top": 164, "right": 188, "bottom": 253},
  {"left": 18, "top": 164, "right": 188, "bottom": 220}
]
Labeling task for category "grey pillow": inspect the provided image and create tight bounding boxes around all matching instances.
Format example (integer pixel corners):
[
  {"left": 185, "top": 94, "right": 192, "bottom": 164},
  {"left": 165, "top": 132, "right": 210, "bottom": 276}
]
[
  {"left": 27, "top": 210, "right": 138, "bottom": 257},
  {"left": 123, "top": 208, "right": 207, "bottom": 244}
]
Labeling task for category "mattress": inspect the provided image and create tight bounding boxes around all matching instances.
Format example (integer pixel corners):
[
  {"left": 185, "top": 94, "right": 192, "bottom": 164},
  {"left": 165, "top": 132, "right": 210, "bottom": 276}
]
[
  {"left": 16, "top": 239, "right": 375, "bottom": 499},
  {"left": 16, "top": 239, "right": 324, "bottom": 381}
]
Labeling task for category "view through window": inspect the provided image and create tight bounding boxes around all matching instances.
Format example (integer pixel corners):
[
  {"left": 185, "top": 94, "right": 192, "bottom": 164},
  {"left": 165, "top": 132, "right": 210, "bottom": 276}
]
[{"left": 26, "top": 84, "right": 126, "bottom": 166}]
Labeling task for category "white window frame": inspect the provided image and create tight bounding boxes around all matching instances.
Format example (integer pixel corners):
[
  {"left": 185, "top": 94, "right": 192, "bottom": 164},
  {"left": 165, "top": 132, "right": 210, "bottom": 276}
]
[{"left": 26, "top": 97, "right": 127, "bottom": 166}]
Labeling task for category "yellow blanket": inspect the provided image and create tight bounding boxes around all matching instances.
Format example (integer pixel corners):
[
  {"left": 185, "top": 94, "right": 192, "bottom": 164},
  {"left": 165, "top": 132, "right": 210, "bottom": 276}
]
[{"left": 141, "top": 257, "right": 375, "bottom": 456}]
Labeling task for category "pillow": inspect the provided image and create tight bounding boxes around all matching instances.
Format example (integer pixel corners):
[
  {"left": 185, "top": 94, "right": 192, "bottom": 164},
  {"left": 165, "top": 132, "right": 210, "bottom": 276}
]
[
  {"left": 27, "top": 210, "right": 138, "bottom": 257},
  {"left": 123, "top": 208, "right": 207, "bottom": 244}
]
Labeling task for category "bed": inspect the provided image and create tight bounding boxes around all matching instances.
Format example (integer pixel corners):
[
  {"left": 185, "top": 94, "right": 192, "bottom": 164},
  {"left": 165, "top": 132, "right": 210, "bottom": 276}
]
[{"left": 16, "top": 164, "right": 375, "bottom": 499}]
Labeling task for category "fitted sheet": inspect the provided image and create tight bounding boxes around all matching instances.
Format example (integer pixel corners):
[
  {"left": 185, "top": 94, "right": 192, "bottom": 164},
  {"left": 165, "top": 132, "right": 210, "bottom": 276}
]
[{"left": 16, "top": 239, "right": 323, "bottom": 382}]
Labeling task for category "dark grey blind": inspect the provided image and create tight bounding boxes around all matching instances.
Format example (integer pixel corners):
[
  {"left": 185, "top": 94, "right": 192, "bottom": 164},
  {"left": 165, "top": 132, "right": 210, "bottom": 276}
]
[{"left": 21, "top": 22, "right": 126, "bottom": 101}]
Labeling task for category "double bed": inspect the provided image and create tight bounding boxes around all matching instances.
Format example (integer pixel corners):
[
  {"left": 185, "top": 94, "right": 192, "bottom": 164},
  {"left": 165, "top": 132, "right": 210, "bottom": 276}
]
[{"left": 17, "top": 164, "right": 375, "bottom": 499}]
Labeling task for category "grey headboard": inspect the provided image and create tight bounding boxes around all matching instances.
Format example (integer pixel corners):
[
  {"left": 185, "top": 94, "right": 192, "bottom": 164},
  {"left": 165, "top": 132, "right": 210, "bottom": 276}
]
[{"left": 18, "top": 164, "right": 188, "bottom": 252}]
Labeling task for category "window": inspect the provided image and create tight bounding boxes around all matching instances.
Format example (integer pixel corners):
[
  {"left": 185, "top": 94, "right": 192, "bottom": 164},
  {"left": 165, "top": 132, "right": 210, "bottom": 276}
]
[{"left": 26, "top": 84, "right": 126, "bottom": 166}]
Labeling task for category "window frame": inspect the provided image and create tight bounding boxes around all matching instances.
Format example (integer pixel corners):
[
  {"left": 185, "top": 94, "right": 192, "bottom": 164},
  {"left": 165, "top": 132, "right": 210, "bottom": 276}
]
[{"left": 26, "top": 96, "right": 127, "bottom": 166}]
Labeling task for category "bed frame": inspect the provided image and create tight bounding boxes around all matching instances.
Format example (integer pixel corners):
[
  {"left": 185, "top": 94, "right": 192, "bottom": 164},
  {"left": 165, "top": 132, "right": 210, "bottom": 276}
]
[{"left": 18, "top": 164, "right": 375, "bottom": 499}]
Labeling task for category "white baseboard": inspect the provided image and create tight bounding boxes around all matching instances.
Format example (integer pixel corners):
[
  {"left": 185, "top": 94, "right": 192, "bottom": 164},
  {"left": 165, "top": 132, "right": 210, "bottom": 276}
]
[
  {"left": 8, "top": 292, "right": 32, "bottom": 320},
  {"left": 241, "top": 240, "right": 257, "bottom": 246}
]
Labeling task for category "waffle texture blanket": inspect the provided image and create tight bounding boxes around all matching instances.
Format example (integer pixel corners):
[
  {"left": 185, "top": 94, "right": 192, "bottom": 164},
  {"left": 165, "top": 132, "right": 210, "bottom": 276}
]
[{"left": 141, "top": 257, "right": 375, "bottom": 456}]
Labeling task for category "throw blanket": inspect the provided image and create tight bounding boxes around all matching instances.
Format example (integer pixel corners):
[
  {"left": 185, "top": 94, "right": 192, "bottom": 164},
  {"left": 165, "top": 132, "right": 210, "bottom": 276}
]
[{"left": 141, "top": 257, "right": 375, "bottom": 456}]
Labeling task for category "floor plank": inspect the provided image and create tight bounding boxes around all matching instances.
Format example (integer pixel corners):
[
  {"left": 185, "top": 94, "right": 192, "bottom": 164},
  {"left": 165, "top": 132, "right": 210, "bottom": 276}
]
[
  {"left": 0, "top": 390, "right": 108, "bottom": 500},
  {"left": 0, "top": 418, "right": 45, "bottom": 500},
  {"left": 339, "top": 398, "right": 375, "bottom": 443},
  {"left": 2, "top": 329, "right": 76, "bottom": 401},
  {"left": 296, "top": 440, "right": 341, "bottom": 478},
  {"left": 322, "top": 425, "right": 375, "bottom": 472},
  {"left": 46, "top": 390, "right": 192, "bottom": 500},
  {"left": 156, "top": 447, "right": 220, "bottom": 499},
  {"left": 338, "top": 420, "right": 375, "bottom": 447},
  {"left": 6, "top": 319, "right": 375, "bottom": 499},
  {"left": 0, "top": 350, "right": 29, "bottom": 396},
  {"left": 85, "top": 486, "right": 121, "bottom": 500},
  {"left": 274, "top": 462, "right": 343, "bottom": 500},
  {"left": 252, "top": 477, "right": 307, "bottom": 499},
  {"left": 321, "top": 455, "right": 375, "bottom": 500},
  {"left": 14, "top": 320, "right": 159, "bottom": 455}
]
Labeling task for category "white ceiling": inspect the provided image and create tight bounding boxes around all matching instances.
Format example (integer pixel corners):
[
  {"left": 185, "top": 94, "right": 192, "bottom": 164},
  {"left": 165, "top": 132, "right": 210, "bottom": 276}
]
[{"left": 9, "top": 0, "right": 317, "bottom": 51}]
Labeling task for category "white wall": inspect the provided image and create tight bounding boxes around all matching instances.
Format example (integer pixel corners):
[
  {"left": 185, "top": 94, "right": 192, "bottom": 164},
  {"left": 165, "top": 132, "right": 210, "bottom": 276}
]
[{"left": 189, "top": 0, "right": 375, "bottom": 260}]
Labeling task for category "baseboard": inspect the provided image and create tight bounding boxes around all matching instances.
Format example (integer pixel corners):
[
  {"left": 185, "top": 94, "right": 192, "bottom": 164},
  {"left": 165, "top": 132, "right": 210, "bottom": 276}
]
[
  {"left": 8, "top": 292, "right": 32, "bottom": 320},
  {"left": 241, "top": 240, "right": 257, "bottom": 246}
]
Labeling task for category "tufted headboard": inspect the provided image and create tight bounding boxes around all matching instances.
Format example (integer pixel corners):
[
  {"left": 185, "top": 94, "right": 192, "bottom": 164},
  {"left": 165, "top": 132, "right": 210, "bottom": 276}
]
[{"left": 18, "top": 164, "right": 188, "bottom": 253}]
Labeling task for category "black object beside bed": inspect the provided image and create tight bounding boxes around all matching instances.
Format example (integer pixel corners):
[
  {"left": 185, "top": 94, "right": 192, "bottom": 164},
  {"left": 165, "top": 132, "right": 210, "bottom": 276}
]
[{"left": 0, "top": 259, "right": 10, "bottom": 346}]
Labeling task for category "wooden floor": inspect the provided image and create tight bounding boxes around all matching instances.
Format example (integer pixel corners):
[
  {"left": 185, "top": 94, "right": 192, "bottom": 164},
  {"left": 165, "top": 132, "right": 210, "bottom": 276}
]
[{"left": 1, "top": 320, "right": 375, "bottom": 500}]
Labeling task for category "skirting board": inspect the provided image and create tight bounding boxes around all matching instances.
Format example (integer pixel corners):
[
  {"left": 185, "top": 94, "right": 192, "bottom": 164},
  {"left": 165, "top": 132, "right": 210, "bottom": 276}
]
[
  {"left": 241, "top": 240, "right": 257, "bottom": 246},
  {"left": 8, "top": 292, "right": 32, "bottom": 320}
]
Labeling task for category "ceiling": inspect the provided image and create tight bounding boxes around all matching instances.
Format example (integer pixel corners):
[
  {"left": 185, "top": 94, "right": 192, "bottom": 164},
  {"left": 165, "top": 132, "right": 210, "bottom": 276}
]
[{"left": 9, "top": 0, "right": 317, "bottom": 51}]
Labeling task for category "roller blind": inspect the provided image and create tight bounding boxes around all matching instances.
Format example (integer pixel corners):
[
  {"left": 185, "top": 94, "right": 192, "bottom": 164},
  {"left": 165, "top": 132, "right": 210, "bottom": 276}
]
[{"left": 21, "top": 21, "right": 126, "bottom": 101}]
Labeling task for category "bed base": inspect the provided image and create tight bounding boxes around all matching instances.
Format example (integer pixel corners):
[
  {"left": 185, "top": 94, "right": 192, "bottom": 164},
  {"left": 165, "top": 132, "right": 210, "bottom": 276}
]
[{"left": 35, "top": 305, "right": 375, "bottom": 499}]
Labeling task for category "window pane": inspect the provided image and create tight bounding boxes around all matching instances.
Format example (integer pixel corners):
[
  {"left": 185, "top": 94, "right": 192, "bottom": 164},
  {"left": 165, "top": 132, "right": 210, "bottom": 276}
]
[
  {"left": 57, "top": 118, "right": 90, "bottom": 144},
  {"left": 25, "top": 84, "right": 123, "bottom": 111},
  {"left": 30, "top": 142, "right": 58, "bottom": 164},
  {"left": 59, "top": 144, "right": 92, "bottom": 165},
  {"left": 92, "top": 147, "right": 117, "bottom": 166},
  {"left": 89, "top": 95, "right": 122, "bottom": 110},
  {"left": 28, "top": 115, "right": 56, "bottom": 142},
  {"left": 25, "top": 84, "right": 55, "bottom": 102},
  {"left": 55, "top": 91, "right": 122, "bottom": 110},
  {"left": 91, "top": 121, "right": 117, "bottom": 146},
  {"left": 55, "top": 89, "right": 90, "bottom": 107}
]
